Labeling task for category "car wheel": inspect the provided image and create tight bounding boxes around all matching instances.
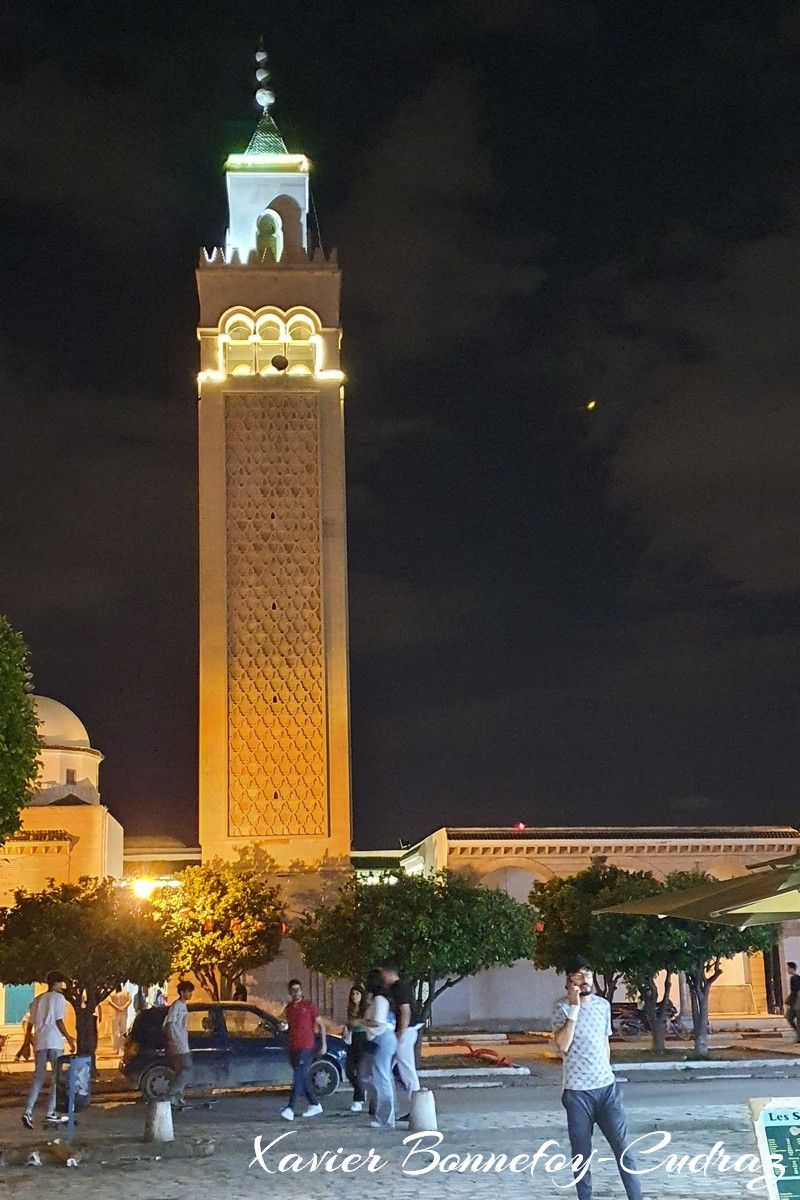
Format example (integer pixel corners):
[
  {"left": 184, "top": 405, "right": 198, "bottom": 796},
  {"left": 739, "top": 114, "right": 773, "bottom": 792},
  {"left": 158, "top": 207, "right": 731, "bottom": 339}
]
[
  {"left": 309, "top": 1058, "right": 339, "bottom": 1098},
  {"left": 141, "top": 1064, "right": 174, "bottom": 1101}
]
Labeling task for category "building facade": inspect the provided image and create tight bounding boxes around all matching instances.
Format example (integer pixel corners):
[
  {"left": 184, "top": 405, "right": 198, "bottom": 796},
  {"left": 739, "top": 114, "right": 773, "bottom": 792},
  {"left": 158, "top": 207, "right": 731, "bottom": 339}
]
[
  {"left": 354, "top": 826, "right": 800, "bottom": 1029},
  {"left": 0, "top": 697, "right": 123, "bottom": 1028},
  {"left": 197, "top": 69, "right": 351, "bottom": 866}
]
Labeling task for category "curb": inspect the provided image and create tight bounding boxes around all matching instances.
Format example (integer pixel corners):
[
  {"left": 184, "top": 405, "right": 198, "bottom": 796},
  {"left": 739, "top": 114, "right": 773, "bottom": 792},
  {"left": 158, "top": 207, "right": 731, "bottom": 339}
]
[
  {"left": 419, "top": 1066, "right": 531, "bottom": 1078},
  {"left": 615, "top": 1057, "right": 800, "bottom": 1073}
]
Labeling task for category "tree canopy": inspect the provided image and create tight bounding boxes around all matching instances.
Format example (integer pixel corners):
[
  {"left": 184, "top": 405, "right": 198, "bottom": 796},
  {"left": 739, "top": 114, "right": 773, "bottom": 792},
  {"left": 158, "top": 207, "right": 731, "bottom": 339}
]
[
  {"left": 530, "top": 859, "right": 668, "bottom": 997},
  {"left": 0, "top": 877, "right": 172, "bottom": 1053},
  {"left": 150, "top": 862, "right": 285, "bottom": 1000},
  {"left": 0, "top": 616, "right": 40, "bottom": 844},
  {"left": 294, "top": 869, "right": 535, "bottom": 1019}
]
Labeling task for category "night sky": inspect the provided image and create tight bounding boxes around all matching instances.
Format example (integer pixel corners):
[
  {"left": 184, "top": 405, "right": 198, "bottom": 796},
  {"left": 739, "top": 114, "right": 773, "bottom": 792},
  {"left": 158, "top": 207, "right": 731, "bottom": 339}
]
[{"left": 2, "top": 2, "right": 799, "bottom": 850}]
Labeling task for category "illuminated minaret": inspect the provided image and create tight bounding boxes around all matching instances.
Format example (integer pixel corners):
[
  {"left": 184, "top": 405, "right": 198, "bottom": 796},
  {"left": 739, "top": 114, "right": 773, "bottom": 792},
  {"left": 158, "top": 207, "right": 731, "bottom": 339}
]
[{"left": 197, "top": 52, "right": 351, "bottom": 864}]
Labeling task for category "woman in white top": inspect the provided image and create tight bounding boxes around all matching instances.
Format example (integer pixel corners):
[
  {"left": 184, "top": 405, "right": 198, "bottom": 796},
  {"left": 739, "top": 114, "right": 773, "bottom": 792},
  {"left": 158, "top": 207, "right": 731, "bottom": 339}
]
[{"left": 360, "top": 970, "right": 397, "bottom": 1128}]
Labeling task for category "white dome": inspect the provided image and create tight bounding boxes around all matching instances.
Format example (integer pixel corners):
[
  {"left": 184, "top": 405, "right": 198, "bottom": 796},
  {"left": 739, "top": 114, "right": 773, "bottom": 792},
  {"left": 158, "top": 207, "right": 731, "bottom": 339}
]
[{"left": 32, "top": 695, "right": 91, "bottom": 749}]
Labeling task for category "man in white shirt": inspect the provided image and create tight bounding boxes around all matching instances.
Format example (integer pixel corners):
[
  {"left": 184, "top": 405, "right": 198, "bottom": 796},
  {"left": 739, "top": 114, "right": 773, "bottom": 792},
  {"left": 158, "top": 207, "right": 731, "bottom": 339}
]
[
  {"left": 21, "top": 971, "right": 75, "bottom": 1129},
  {"left": 552, "top": 955, "right": 643, "bottom": 1200},
  {"left": 163, "top": 980, "right": 195, "bottom": 1108}
]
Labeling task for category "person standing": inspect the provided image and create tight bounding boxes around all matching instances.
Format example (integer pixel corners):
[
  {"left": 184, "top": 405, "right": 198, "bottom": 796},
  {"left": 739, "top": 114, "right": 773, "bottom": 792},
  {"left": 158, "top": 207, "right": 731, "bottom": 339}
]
[
  {"left": 786, "top": 962, "right": 800, "bottom": 1038},
  {"left": 344, "top": 984, "right": 368, "bottom": 1112},
  {"left": 233, "top": 980, "right": 248, "bottom": 1002},
  {"left": 280, "top": 979, "right": 326, "bottom": 1121},
  {"left": 552, "top": 955, "right": 644, "bottom": 1200},
  {"left": 107, "top": 984, "right": 132, "bottom": 1056},
  {"left": 361, "top": 971, "right": 397, "bottom": 1129},
  {"left": 380, "top": 963, "right": 422, "bottom": 1119},
  {"left": 21, "top": 972, "right": 76, "bottom": 1129},
  {"left": 163, "top": 980, "right": 195, "bottom": 1109}
]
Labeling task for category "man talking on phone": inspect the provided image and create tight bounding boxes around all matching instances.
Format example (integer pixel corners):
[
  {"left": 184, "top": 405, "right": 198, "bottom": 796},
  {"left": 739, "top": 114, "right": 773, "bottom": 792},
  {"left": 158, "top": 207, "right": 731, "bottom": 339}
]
[{"left": 552, "top": 955, "right": 644, "bottom": 1200}]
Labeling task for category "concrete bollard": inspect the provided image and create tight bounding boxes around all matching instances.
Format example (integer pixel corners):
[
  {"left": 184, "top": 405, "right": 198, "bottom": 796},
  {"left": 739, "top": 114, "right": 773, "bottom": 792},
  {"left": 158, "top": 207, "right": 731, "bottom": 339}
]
[
  {"left": 409, "top": 1088, "right": 437, "bottom": 1132},
  {"left": 144, "top": 1100, "right": 175, "bottom": 1143}
]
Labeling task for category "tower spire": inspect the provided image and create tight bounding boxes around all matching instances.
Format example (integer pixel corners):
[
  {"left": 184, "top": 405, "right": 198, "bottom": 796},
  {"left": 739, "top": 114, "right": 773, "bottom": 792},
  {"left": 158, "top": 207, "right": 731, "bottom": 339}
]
[{"left": 246, "top": 45, "right": 288, "bottom": 157}]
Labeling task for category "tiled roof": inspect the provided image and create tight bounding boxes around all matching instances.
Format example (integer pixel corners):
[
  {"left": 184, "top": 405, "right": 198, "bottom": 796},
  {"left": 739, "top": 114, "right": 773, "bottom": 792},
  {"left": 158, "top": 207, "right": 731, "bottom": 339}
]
[
  {"left": 245, "top": 114, "right": 288, "bottom": 156},
  {"left": 445, "top": 826, "right": 800, "bottom": 841}
]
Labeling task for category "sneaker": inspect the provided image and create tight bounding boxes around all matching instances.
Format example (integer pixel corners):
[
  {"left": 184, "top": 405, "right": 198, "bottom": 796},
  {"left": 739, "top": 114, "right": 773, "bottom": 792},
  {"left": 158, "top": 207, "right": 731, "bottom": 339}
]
[
  {"left": 280, "top": 1107, "right": 295, "bottom": 1121},
  {"left": 350, "top": 1101, "right": 363, "bottom": 1113},
  {"left": 302, "top": 1103, "right": 323, "bottom": 1118},
  {"left": 370, "top": 1120, "right": 394, "bottom": 1129},
  {"left": 45, "top": 1114, "right": 68, "bottom": 1125},
  {"left": 21, "top": 1113, "right": 33, "bottom": 1130}
]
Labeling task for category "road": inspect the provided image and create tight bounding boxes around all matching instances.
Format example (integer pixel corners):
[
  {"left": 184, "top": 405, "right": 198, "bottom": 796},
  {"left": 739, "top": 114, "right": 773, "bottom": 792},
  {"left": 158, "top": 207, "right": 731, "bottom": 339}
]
[{"left": 0, "top": 1073, "right": 797, "bottom": 1198}]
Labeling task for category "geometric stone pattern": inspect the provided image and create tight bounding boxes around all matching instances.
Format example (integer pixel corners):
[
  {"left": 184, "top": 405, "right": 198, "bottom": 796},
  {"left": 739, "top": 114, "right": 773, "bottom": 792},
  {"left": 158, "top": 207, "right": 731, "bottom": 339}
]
[{"left": 224, "top": 391, "right": 327, "bottom": 837}]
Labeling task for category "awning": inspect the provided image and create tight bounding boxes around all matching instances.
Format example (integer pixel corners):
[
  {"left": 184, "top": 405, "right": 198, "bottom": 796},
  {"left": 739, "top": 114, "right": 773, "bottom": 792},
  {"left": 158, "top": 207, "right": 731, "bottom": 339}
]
[{"left": 595, "top": 860, "right": 800, "bottom": 926}]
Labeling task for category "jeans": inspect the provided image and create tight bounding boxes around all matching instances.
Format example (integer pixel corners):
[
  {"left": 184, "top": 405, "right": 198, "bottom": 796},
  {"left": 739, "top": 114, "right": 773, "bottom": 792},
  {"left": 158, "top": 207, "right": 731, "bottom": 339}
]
[
  {"left": 345, "top": 1032, "right": 366, "bottom": 1102},
  {"left": 289, "top": 1048, "right": 317, "bottom": 1110},
  {"left": 393, "top": 1026, "right": 421, "bottom": 1105},
  {"left": 168, "top": 1052, "right": 193, "bottom": 1103},
  {"left": 562, "top": 1083, "right": 643, "bottom": 1200},
  {"left": 360, "top": 1031, "right": 396, "bottom": 1126},
  {"left": 25, "top": 1049, "right": 60, "bottom": 1117}
]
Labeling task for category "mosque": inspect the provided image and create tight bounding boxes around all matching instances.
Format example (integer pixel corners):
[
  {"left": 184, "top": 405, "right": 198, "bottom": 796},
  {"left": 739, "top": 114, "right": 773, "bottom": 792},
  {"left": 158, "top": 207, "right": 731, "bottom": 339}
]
[{"left": 3, "top": 56, "right": 798, "bottom": 1031}]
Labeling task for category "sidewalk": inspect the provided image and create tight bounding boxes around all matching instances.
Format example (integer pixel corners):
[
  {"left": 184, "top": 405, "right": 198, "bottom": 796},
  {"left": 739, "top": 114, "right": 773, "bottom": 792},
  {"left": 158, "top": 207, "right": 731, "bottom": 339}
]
[{"left": 0, "top": 1083, "right": 780, "bottom": 1199}]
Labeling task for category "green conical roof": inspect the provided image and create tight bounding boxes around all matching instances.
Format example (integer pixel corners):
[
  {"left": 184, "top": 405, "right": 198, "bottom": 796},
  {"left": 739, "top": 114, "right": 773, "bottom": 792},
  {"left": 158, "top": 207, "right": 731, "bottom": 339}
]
[{"left": 245, "top": 112, "right": 288, "bottom": 156}]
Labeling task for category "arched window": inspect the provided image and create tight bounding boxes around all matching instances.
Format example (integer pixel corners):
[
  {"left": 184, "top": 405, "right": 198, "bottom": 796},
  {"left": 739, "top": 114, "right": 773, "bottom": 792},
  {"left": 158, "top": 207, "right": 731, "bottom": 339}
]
[
  {"left": 256, "top": 319, "right": 285, "bottom": 373},
  {"left": 225, "top": 319, "right": 255, "bottom": 375},
  {"left": 286, "top": 318, "right": 316, "bottom": 373},
  {"left": 256, "top": 210, "right": 283, "bottom": 263}
]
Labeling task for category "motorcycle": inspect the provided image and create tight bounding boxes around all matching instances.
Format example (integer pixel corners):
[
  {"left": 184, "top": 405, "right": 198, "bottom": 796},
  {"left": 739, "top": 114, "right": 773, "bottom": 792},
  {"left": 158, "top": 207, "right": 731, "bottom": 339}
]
[{"left": 612, "top": 1000, "right": 691, "bottom": 1041}]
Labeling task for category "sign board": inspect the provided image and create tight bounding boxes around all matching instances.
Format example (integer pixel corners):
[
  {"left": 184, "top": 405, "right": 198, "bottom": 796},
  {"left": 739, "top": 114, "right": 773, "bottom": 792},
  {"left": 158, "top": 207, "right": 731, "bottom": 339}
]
[{"left": 750, "top": 1098, "right": 800, "bottom": 1200}]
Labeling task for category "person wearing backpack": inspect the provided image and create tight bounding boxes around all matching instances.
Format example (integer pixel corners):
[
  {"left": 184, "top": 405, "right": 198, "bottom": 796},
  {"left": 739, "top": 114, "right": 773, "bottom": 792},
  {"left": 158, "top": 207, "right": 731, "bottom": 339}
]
[{"left": 380, "top": 964, "right": 423, "bottom": 1120}]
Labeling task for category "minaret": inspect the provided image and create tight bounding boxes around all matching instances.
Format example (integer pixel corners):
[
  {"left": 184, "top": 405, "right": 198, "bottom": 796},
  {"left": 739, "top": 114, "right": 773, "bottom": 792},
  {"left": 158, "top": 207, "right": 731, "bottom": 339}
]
[{"left": 197, "top": 52, "right": 351, "bottom": 865}]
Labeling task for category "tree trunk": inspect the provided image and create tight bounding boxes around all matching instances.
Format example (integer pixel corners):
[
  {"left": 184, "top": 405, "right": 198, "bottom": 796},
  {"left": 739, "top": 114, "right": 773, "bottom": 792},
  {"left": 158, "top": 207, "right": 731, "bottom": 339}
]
[
  {"left": 687, "top": 959, "right": 714, "bottom": 1059},
  {"left": 640, "top": 980, "right": 665, "bottom": 1055},
  {"left": 694, "top": 987, "right": 710, "bottom": 1058}
]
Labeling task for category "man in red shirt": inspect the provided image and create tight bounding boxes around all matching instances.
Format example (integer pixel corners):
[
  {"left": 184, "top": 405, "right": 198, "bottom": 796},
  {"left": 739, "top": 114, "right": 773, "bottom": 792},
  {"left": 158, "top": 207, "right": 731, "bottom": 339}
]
[{"left": 281, "top": 979, "right": 327, "bottom": 1120}]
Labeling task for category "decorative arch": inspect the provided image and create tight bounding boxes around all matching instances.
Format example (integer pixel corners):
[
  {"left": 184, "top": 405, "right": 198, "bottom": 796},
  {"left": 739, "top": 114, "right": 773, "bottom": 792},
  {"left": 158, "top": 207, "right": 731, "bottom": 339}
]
[
  {"left": 222, "top": 310, "right": 256, "bottom": 375},
  {"left": 256, "top": 208, "right": 284, "bottom": 263},
  {"left": 216, "top": 306, "right": 329, "bottom": 378}
]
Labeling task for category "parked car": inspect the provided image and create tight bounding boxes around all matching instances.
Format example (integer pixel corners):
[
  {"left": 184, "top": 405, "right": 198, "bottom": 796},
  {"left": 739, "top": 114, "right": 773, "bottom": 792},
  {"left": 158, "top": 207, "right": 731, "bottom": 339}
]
[{"left": 121, "top": 1001, "right": 347, "bottom": 1101}]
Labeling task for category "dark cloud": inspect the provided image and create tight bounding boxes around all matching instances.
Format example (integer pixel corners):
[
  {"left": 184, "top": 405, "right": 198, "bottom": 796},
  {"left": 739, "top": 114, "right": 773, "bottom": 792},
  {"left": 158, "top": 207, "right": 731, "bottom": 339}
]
[
  {"left": 0, "top": 73, "right": 184, "bottom": 255},
  {"left": 350, "top": 573, "right": 485, "bottom": 652},
  {"left": 339, "top": 69, "right": 541, "bottom": 361},
  {"left": 560, "top": 225, "right": 800, "bottom": 593}
]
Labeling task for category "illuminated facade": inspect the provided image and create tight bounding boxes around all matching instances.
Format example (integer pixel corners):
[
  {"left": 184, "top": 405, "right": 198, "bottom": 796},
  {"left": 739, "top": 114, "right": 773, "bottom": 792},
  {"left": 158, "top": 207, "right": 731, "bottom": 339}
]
[
  {"left": 379, "top": 826, "right": 800, "bottom": 1028},
  {"left": 0, "top": 697, "right": 123, "bottom": 1029},
  {"left": 197, "top": 75, "right": 351, "bottom": 865}
]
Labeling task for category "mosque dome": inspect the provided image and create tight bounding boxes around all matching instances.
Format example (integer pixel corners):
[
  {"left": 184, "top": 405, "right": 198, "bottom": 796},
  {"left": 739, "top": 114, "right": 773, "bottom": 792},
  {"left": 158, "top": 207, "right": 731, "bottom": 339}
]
[{"left": 32, "top": 695, "right": 91, "bottom": 749}]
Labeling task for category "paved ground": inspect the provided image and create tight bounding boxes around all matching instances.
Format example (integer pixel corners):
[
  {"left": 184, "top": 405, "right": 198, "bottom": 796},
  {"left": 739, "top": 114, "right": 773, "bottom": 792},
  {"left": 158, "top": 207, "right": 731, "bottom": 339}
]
[{"left": 0, "top": 1074, "right": 797, "bottom": 1198}]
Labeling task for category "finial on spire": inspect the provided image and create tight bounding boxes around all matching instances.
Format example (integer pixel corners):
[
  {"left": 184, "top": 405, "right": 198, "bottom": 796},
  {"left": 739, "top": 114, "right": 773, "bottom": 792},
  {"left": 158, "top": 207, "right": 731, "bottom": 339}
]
[{"left": 254, "top": 42, "right": 275, "bottom": 113}]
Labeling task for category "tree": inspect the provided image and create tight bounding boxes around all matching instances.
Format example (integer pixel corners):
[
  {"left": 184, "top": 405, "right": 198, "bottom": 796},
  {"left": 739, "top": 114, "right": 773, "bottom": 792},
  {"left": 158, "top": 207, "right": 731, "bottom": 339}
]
[
  {"left": 294, "top": 869, "right": 535, "bottom": 1021},
  {"left": 150, "top": 862, "right": 284, "bottom": 1000},
  {"left": 0, "top": 877, "right": 172, "bottom": 1054},
  {"left": 530, "top": 860, "right": 664, "bottom": 1000},
  {"left": 0, "top": 616, "right": 40, "bottom": 844},
  {"left": 663, "top": 871, "right": 777, "bottom": 1057},
  {"left": 530, "top": 860, "right": 691, "bottom": 1052}
]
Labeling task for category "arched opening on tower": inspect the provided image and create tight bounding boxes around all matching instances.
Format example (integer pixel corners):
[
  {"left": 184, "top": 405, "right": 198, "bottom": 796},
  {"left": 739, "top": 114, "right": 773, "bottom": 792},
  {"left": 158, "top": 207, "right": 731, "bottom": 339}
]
[{"left": 256, "top": 210, "right": 283, "bottom": 263}]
